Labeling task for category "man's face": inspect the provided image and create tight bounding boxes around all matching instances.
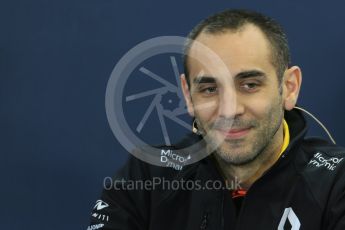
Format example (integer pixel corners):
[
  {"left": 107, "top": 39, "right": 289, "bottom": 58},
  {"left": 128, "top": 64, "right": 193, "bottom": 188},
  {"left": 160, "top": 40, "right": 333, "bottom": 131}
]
[{"left": 183, "top": 24, "right": 285, "bottom": 165}]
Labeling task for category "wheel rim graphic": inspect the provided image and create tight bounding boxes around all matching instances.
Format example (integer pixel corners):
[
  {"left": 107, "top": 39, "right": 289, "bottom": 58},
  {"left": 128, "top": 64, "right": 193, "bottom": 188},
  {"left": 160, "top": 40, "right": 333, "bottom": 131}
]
[{"left": 105, "top": 36, "right": 235, "bottom": 167}]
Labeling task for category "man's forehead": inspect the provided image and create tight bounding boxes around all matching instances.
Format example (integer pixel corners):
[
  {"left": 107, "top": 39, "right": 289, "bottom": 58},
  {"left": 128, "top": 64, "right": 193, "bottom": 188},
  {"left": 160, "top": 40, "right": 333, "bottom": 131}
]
[
  {"left": 189, "top": 24, "right": 271, "bottom": 58},
  {"left": 187, "top": 24, "right": 274, "bottom": 81}
]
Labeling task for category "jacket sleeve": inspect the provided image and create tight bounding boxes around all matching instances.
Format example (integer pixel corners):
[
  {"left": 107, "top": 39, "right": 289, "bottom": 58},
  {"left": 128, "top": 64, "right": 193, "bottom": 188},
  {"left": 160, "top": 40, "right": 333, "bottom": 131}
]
[
  {"left": 87, "top": 156, "right": 151, "bottom": 230},
  {"left": 325, "top": 189, "right": 345, "bottom": 230},
  {"left": 323, "top": 161, "right": 345, "bottom": 230}
]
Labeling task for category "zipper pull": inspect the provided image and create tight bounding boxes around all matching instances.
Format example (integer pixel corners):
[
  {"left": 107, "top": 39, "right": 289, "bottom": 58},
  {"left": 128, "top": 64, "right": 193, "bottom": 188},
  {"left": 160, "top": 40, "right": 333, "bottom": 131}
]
[{"left": 200, "top": 212, "right": 209, "bottom": 229}]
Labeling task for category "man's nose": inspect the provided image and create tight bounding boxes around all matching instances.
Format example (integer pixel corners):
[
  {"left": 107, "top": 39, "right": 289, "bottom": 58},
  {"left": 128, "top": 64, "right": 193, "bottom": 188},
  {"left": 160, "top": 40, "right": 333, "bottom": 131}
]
[{"left": 218, "top": 87, "right": 244, "bottom": 118}]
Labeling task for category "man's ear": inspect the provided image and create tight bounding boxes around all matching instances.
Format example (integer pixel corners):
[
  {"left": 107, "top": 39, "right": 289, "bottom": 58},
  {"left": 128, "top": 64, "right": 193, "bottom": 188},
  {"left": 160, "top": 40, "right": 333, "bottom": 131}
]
[
  {"left": 180, "top": 74, "right": 194, "bottom": 117},
  {"left": 282, "top": 66, "right": 302, "bottom": 110}
]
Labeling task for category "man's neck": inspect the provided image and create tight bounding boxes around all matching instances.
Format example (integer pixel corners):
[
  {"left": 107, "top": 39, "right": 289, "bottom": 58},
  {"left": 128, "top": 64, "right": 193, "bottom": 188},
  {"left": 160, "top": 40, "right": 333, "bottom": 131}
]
[{"left": 216, "top": 122, "right": 285, "bottom": 190}]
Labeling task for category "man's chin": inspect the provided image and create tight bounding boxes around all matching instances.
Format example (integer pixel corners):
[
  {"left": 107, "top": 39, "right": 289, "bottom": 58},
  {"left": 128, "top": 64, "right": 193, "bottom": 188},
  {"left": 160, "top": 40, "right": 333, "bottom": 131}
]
[{"left": 215, "top": 147, "right": 259, "bottom": 166}]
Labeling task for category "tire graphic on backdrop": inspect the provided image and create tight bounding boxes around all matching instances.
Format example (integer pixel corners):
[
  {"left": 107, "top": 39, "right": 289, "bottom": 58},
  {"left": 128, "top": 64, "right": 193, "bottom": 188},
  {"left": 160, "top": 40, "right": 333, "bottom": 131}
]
[{"left": 105, "top": 36, "right": 235, "bottom": 167}]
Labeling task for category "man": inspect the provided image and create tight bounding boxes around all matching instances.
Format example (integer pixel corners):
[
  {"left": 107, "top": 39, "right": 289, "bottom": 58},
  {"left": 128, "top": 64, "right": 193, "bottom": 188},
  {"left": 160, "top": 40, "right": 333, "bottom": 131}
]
[{"left": 88, "top": 9, "right": 345, "bottom": 229}]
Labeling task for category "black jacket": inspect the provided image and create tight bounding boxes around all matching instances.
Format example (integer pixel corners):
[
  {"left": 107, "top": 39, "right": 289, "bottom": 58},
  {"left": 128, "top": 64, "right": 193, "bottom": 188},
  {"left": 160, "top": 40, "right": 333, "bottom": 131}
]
[{"left": 88, "top": 109, "right": 345, "bottom": 230}]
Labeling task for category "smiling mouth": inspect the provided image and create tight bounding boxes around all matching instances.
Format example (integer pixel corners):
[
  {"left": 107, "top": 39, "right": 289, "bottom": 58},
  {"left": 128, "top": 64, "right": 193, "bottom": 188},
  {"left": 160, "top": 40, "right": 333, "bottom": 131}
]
[{"left": 217, "top": 127, "right": 252, "bottom": 139}]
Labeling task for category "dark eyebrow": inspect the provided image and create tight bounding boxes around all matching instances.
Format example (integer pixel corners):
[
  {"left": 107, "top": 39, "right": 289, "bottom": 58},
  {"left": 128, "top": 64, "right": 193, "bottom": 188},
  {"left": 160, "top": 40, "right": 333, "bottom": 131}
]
[
  {"left": 235, "top": 70, "right": 267, "bottom": 80},
  {"left": 192, "top": 70, "right": 266, "bottom": 85},
  {"left": 193, "top": 76, "right": 216, "bottom": 85}
]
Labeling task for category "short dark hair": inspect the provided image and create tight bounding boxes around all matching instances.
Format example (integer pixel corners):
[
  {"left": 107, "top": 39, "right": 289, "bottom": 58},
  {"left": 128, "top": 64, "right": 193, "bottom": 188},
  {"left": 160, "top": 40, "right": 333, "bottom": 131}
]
[{"left": 183, "top": 9, "right": 290, "bottom": 85}]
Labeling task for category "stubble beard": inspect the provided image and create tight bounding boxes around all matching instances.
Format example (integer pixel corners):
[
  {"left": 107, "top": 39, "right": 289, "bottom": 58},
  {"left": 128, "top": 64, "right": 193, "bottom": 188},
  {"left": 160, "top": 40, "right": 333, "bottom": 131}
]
[{"left": 197, "top": 97, "right": 284, "bottom": 166}]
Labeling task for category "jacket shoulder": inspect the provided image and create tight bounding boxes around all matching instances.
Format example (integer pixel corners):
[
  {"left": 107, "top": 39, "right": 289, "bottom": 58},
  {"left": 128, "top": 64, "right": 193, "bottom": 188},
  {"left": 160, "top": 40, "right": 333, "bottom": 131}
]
[
  {"left": 298, "top": 137, "right": 345, "bottom": 209},
  {"left": 302, "top": 137, "right": 345, "bottom": 156},
  {"left": 301, "top": 137, "right": 345, "bottom": 174}
]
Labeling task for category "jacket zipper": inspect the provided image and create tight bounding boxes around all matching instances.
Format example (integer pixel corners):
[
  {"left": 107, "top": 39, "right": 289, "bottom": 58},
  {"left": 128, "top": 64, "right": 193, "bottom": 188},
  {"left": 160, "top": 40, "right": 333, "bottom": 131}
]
[
  {"left": 221, "top": 190, "right": 225, "bottom": 229},
  {"left": 200, "top": 212, "right": 209, "bottom": 229}
]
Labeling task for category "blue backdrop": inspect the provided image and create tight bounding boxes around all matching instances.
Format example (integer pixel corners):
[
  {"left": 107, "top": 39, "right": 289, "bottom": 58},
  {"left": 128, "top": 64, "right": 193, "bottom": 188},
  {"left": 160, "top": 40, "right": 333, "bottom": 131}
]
[{"left": 1, "top": 0, "right": 345, "bottom": 229}]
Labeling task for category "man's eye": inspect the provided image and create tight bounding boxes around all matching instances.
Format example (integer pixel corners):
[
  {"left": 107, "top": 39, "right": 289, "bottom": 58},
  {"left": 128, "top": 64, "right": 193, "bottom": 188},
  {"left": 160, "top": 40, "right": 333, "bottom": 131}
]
[
  {"left": 241, "top": 83, "right": 259, "bottom": 92},
  {"left": 201, "top": 87, "right": 218, "bottom": 94}
]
